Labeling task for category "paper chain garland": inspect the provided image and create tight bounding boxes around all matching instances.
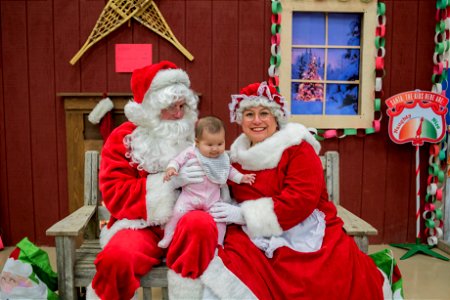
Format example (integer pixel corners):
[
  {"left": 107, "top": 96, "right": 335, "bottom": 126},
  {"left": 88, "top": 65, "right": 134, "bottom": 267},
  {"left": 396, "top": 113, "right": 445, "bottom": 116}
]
[
  {"left": 425, "top": 143, "right": 446, "bottom": 245},
  {"left": 424, "top": 0, "right": 450, "bottom": 246},
  {"left": 268, "top": 0, "right": 385, "bottom": 140},
  {"left": 269, "top": 0, "right": 282, "bottom": 91}
]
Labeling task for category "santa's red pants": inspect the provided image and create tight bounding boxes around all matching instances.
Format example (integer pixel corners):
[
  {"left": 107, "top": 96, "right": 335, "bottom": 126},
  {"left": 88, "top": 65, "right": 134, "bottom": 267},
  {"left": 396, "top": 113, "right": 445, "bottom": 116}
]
[{"left": 92, "top": 211, "right": 217, "bottom": 300}]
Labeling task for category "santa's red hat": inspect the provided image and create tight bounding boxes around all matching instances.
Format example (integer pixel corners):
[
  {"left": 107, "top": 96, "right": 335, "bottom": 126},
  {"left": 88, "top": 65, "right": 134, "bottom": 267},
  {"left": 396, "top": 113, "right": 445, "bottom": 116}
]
[
  {"left": 229, "top": 81, "right": 289, "bottom": 127},
  {"left": 125, "top": 61, "right": 197, "bottom": 126},
  {"left": 131, "top": 61, "right": 190, "bottom": 103}
]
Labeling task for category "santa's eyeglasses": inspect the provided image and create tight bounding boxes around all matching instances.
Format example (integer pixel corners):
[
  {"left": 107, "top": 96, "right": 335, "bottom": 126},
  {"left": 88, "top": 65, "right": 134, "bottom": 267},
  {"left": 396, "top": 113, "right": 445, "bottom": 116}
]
[{"left": 164, "top": 100, "right": 186, "bottom": 114}]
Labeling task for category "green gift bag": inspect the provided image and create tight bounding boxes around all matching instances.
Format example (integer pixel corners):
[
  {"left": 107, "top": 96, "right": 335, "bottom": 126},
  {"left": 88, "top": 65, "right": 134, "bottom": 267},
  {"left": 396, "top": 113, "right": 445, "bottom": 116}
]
[
  {"left": 0, "top": 237, "right": 58, "bottom": 299},
  {"left": 370, "top": 248, "right": 404, "bottom": 299}
]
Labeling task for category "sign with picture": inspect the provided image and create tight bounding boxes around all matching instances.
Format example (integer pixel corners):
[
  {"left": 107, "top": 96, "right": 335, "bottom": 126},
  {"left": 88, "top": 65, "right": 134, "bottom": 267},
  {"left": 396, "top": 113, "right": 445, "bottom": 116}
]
[{"left": 386, "top": 90, "right": 448, "bottom": 145}]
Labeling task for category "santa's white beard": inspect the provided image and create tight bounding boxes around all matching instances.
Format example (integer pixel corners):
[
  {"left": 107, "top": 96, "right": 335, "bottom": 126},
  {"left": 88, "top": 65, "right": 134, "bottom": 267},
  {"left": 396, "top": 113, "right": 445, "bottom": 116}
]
[{"left": 124, "top": 113, "right": 196, "bottom": 173}]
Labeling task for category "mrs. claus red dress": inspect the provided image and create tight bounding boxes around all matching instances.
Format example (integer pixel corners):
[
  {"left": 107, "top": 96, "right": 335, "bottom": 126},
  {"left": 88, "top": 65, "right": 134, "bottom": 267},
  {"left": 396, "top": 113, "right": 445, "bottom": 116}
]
[{"left": 201, "top": 123, "right": 385, "bottom": 300}]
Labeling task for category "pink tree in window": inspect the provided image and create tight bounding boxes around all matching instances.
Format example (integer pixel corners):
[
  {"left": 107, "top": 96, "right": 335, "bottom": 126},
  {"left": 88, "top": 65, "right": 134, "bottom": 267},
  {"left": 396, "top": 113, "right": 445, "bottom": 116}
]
[{"left": 296, "top": 56, "right": 324, "bottom": 102}]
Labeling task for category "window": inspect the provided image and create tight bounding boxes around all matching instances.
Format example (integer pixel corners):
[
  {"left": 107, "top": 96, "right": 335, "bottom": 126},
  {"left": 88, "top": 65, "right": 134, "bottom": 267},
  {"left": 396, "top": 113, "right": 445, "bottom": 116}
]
[{"left": 279, "top": 0, "right": 377, "bottom": 129}]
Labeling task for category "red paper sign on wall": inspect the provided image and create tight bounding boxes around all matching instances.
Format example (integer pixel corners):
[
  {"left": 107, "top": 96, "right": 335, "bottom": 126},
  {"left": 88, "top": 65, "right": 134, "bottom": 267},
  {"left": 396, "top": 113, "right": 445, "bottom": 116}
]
[{"left": 115, "top": 44, "right": 152, "bottom": 73}]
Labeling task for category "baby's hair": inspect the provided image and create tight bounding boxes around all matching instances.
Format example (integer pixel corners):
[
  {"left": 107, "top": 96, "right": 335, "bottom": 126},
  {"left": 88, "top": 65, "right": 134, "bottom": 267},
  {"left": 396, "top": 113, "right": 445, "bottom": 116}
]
[{"left": 195, "top": 116, "right": 225, "bottom": 139}]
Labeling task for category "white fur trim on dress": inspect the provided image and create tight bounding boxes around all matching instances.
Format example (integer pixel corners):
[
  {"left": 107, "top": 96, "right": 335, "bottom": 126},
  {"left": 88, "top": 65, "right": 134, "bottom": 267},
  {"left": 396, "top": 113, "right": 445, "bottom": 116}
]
[
  {"left": 230, "top": 123, "right": 321, "bottom": 171},
  {"left": 168, "top": 269, "right": 203, "bottom": 300},
  {"left": 379, "top": 268, "right": 395, "bottom": 300},
  {"left": 99, "top": 218, "right": 147, "bottom": 248},
  {"left": 151, "top": 68, "right": 190, "bottom": 91},
  {"left": 88, "top": 97, "right": 114, "bottom": 124},
  {"left": 86, "top": 282, "right": 101, "bottom": 300},
  {"left": 201, "top": 256, "right": 257, "bottom": 299},
  {"left": 146, "top": 172, "right": 178, "bottom": 226},
  {"left": 241, "top": 197, "right": 282, "bottom": 238}
]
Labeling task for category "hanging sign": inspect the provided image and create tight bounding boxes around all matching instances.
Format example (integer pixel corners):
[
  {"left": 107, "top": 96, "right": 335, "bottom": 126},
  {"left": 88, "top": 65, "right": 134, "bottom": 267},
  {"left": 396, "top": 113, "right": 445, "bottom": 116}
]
[{"left": 386, "top": 90, "right": 448, "bottom": 145}]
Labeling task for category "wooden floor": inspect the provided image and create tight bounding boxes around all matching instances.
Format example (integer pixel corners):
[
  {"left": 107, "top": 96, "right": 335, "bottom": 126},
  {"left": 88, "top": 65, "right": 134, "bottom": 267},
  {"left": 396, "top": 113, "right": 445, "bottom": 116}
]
[{"left": 1, "top": 244, "right": 449, "bottom": 299}]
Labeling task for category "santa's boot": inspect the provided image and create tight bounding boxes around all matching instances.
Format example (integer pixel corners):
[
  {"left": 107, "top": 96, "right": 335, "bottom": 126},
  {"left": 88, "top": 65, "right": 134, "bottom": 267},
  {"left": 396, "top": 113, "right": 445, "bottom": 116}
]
[
  {"left": 86, "top": 282, "right": 138, "bottom": 300},
  {"left": 168, "top": 269, "right": 203, "bottom": 299}
]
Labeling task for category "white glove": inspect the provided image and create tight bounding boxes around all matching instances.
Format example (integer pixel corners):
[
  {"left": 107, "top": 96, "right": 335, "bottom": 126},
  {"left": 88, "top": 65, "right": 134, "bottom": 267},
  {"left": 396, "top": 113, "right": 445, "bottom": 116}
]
[
  {"left": 170, "top": 158, "right": 204, "bottom": 189},
  {"left": 210, "top": 202, "right": 246, "bottom": 225}
]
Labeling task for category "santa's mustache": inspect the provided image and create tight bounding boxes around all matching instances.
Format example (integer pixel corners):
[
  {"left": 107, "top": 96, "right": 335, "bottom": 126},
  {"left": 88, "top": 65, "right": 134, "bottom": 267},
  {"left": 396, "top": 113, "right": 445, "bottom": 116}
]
[{"left": 123, "top": 110, "right": 197, "bottom": 172}]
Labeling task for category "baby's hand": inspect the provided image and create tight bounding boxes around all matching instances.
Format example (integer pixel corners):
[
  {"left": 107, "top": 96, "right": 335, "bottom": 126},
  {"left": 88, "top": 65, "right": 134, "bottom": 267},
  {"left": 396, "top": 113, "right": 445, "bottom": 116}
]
[
  {"left": 164, "top": 168, "right": 178, "bottom": 182},
  {"left": 241, "top": 174, "right": 256, "bottom": 185}
]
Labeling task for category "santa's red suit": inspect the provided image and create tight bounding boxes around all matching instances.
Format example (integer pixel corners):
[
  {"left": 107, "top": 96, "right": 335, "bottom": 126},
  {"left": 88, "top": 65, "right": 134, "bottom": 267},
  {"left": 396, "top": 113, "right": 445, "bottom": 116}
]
[
  {"left": 199, "top": 123, "right": 387, "bottom": 299},
  {"left": 90, "top": 61, "right": 217, "bottom": 300},
  {"left": 91, "top": 121, "right": 217, "bottom": 300}
]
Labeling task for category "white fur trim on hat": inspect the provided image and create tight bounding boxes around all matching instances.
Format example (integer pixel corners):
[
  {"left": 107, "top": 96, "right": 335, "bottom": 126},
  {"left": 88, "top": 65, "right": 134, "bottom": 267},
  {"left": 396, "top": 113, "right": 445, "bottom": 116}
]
[
  {"left": 201, "top": 256, "right": 257, "bottom": 299},
  {"left": 241, "top": 197, "right": 282, "bottom": 237},
  {"left": 168, "top": 270, "right": 204, "bottom": 299},
  {"left": 146, "top": 172, "right": 178, "bottom": 226},
  {"left": 230, "top": 123, "right": 321, "bottom": 171},
  {"left": 88, "top": 97, "right": 114, "bottom": 124},
  {"left": 150, "top": 68, "right": 190, "bottom": 91}
]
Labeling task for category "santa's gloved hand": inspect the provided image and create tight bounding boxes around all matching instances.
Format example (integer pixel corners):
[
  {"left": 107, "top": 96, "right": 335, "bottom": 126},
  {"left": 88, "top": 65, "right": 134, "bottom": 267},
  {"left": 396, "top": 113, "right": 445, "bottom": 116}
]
[
  {"left": 169, "top": 158, "right": 204, "bottom": 189},
  {"left": 210, "top": 202, "right": 245, "bottom": 225}
]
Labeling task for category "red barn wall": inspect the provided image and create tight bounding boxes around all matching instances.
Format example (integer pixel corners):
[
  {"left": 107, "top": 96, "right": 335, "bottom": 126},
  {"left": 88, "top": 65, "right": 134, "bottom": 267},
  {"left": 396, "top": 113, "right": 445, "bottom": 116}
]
[{"left": 0, "top": 0, "right": 437, "bottom": 246}]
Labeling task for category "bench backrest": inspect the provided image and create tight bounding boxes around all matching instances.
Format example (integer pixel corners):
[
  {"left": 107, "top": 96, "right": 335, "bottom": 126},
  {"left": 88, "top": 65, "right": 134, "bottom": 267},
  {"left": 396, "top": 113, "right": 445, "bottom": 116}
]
[
  {"left": 83, "top": 150, "right": 340, "bottom": 232},
  {"left": 320, "top": 151, "right": 340, "bottom": 205}
]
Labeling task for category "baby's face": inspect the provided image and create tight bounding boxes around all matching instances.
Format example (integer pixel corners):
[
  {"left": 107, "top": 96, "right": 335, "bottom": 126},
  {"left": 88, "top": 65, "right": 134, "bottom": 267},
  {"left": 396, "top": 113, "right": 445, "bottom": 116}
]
[{"left": 196, "top": 129, "right": 226, "bottom": 158}]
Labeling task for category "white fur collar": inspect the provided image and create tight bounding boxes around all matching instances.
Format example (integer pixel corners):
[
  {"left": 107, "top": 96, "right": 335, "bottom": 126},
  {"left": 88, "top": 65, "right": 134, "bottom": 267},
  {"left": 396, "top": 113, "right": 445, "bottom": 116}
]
[{"left": 230, "top": 123, "right": 321, "bottom": 171}]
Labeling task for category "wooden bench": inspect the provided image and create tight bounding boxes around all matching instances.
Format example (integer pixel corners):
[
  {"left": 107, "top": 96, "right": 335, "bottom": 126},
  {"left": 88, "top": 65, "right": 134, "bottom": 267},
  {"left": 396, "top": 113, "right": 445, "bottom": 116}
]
[{"left": 46, "top": 150, "right": 377, "bottom": 300}]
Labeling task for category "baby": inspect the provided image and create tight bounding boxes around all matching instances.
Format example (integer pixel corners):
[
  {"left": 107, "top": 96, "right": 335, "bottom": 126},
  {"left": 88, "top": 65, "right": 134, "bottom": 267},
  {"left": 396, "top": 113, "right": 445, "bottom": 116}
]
[{"left": 158, "top": 116, "right": 255, "bottom": 248}]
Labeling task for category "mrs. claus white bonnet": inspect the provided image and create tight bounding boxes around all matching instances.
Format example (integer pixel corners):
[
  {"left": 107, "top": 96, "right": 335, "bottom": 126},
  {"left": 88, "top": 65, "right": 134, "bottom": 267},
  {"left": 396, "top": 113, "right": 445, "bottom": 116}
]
[
  {"left": 124, "top": 60, "right": 198, "bottom": 127},
  {"left": 229, "top": 81, "right": 290, "bottom": 128}
]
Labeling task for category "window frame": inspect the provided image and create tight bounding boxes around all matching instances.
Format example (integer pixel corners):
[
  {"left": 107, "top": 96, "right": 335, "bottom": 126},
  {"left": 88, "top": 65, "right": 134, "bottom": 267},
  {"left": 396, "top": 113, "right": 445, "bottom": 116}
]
[{"left": 279, "top": 0, "right": 377, "bottom": 129}]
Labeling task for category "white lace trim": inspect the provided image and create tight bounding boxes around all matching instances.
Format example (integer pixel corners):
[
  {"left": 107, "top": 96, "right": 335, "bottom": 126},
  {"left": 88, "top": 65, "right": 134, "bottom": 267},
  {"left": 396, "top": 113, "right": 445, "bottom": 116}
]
[{"left": 245, "top": 209, "right": 326, "bottom": 258}]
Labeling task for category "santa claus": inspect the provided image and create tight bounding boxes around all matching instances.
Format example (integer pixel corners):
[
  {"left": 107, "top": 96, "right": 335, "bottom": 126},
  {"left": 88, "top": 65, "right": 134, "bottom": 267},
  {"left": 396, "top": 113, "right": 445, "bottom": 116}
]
[{"left": 88, "top": 61, "right": 217, "bottom": 299}]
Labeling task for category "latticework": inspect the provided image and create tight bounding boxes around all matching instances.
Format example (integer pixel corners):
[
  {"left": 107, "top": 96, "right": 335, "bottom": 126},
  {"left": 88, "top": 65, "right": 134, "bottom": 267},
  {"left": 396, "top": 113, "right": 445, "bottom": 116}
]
[
  {"left": 134, "top": 1, "right": 194, "bottom": 61},
  {"left": 70, "top": 0, "right": 150, "bottom": 65}
]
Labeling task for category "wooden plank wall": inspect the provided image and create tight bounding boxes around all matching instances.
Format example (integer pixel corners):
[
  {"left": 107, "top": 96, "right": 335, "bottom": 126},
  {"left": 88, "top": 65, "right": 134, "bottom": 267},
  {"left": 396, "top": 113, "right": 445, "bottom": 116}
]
[
  {"left": 0, "top": 0, "right": 436, "bottom": 246},
  {"left": 321, "top": 0, "right": 436, "bottom": 244}
]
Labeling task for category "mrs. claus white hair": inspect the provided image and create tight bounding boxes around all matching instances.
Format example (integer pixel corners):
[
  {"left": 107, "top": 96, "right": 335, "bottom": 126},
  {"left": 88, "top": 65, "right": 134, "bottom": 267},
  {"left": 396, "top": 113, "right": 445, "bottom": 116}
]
[{"left": 229, "top": 81, "right": 290, "bottom": 128}]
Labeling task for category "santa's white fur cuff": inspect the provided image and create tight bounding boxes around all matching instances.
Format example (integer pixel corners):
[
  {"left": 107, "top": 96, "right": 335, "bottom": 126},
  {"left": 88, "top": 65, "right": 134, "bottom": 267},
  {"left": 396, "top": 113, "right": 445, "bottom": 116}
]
[{"left": 146, "top": 172, "right": 178, "bottom": 226}]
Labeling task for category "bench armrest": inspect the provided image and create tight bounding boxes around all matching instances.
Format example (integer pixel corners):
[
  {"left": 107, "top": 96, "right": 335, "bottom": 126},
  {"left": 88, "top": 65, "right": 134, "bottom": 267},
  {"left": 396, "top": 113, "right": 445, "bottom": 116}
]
[
  {"left": 46, "top": 205, "right": 96, "bottom": 237},
  {"left": 336, "top": 205, "right": 378, "bottom": 236}
]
